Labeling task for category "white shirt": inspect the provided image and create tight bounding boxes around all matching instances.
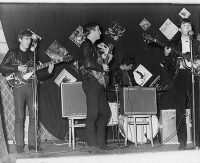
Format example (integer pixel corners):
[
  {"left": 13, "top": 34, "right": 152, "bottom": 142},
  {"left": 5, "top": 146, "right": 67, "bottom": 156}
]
[{"left": 180, "top": 37, "right": 190, "bottom": 69}]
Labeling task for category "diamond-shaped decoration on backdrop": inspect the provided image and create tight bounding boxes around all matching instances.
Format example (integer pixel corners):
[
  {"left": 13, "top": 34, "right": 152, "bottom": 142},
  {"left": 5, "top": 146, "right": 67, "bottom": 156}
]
[
  {"left": 45, "top": 40, "right": 68, "bottom": 61},
  {"left": 105, "top": 21, "right": 125, "bottom": 41},
  {"left": 139, "top": 18, "right": 151, "bottom": 31},
  {"left": 179, "top": 8, "right": 191, "bottom": 19},
  {"left": 133, "top": 64, "right": 152, "bottom": 86},
  {"left": 69, "top": 26, "right": 85, "bottom": 47},
  {"left": 159, "top": 18, "right": 179, "bottom": 40}
]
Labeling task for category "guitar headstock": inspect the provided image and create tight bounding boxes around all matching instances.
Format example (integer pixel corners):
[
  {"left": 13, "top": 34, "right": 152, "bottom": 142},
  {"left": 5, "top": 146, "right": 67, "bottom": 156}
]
[{"left": 143, "top": 33, "right": 157, "bottom": 44}]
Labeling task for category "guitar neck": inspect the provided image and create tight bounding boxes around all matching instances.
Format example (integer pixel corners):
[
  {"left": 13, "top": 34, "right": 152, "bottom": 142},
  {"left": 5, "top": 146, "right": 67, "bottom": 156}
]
[
  {"left": 104, "top": 44, "right": 114, "bottom": 64},
  {"left": 153, "top": 38, "right": 185, "bottom": 58},
  {"left": 29, "top": 59, "right": 63, "bottom": 72}
]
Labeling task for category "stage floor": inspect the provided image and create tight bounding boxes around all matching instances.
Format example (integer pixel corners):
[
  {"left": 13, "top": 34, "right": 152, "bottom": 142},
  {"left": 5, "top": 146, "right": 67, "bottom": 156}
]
[{"left": 6, "top": 139, "right": 200, "bottom": 163}]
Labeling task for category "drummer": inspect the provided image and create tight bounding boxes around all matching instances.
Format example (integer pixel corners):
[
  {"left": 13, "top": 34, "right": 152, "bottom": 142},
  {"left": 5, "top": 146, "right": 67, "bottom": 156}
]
[
  {"left": 113, "top": 55, "right": 138, "bottom": 88},
  {"left": 112, "top": 55, "right": 138, "bottom": 114}
]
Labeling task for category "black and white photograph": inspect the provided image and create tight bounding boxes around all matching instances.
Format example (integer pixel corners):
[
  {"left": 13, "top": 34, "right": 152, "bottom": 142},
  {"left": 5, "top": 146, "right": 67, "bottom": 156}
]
[{"left": 0, "top": 0, "right": 200, "bottom": 163}]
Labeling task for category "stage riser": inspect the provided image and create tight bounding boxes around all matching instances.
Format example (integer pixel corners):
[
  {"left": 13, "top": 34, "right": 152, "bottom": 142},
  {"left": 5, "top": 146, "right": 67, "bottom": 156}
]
[{"left": 16, "top": 150, "right": 200, "bottom": 163}]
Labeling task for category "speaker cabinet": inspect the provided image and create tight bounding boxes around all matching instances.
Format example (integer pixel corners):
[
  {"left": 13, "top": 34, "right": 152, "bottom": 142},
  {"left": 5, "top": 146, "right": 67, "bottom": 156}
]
[
  {"left": 159, "top": 109, "right": 192, "bottom": 144},
  {"left": 61, "top": 82, "right": 87, "bottom": 117},
  {"left": 119, "top": 87, "right": 157, "bottom": 115}
]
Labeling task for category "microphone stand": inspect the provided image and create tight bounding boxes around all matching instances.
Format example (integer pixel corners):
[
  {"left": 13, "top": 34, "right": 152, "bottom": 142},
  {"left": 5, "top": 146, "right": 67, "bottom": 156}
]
[
  {"left": 189, "top": 36, "right": 197, "bottom": 149},
  {"left": 31, "top": 40, "right": 39, "bottom": 153}
]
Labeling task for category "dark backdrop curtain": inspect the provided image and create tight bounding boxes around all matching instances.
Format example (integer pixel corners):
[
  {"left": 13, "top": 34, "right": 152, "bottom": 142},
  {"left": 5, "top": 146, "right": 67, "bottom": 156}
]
[{"left": 0, "top": 3, "right": 200, "bottom": 141}]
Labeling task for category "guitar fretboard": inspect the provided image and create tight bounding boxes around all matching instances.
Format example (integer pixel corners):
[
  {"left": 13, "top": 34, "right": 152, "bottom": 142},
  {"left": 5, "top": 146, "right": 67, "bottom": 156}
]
[
  {"left": 28, "top": 58, "right": 70, "bottom": 72},
  {"left": 144, "top": 34, "right": 188, "bottom": 60}
]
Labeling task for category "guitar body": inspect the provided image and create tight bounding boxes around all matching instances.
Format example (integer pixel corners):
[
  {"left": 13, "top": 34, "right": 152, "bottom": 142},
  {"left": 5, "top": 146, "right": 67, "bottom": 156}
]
[
  {"left": 6, "top": 71, "right": 34, "bottom": 88},
  {"left": 179, "top": 57, "right": 200, "bottom": 75},
  {"left": 91, "top": 70, "right": 109, "bottom": 87},
  {"left": 6, "top": 61, "right": 34, "bottom": 88},
  {"left": 91, "top": 43, "right": 113, "bottom": 87},
  {"left": 5, "top": 54, "right": 73, "bottom": 88}
]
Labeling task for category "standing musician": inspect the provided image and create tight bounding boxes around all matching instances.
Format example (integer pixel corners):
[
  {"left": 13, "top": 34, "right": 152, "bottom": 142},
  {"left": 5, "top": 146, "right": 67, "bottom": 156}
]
[
  {"left": 79, "top": 22, "right": 113, "bottom": 152},
  {"left": 0, "top": 29, "right": 54, "bottom": 153},
  {"left": 164, "top": 18, "right": 200, "bottom": 150}
]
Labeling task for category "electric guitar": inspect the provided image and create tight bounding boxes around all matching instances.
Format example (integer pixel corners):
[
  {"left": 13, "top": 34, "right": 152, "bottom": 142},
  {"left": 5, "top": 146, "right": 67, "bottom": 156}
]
[
  {"left": 143, "top": 33, "right": 200, "bottom": 76},
  {"left": 6, "top": 55, "right": 73, "bottom": 88},
  {"left": 91, "top": 43, "right": 114, "bottom": 87}
]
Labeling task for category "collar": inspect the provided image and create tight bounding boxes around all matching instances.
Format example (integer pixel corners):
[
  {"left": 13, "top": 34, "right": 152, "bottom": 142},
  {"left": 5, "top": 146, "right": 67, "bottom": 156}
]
[{"left": 181, "top": 36, "right": 190, "bottom": 42}]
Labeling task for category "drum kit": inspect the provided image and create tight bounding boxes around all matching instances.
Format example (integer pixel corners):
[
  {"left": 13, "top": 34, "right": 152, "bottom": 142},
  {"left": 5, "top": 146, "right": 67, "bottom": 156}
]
[{"left": 107, "top": 84, "right": 159, "bottom": 144}]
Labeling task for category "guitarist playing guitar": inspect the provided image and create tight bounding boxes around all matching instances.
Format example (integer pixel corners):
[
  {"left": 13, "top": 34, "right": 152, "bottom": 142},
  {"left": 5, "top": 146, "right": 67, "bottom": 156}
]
[
  {"left": 0, "top": 29, "right": 55, "bottom": 153},
  {"left": 80, "top": 22, "right": 113, "bottom": 151},
  {"left": 163, "top": 18, "right": 200, "bottom": 150}
]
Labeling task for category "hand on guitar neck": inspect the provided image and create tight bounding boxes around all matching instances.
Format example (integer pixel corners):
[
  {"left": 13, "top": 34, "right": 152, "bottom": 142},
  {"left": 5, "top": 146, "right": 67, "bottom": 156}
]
[
  {"left": 102, "top": 64, "right": 109, "bottom": 72},
  {"left": 144, "top": 33, "right": 200, "bottom": 76},
  {"left": 47, "top": 61, "right": 54, "bottom": 73},
  {"left": 18, "top": 65, "right": 28, "bottom": 73},
  {"left": 165, "top": 47, "right": 193, "bottom": 61},
  {"left": 164, "top": 47, "right": 171, "bottom": 57}
]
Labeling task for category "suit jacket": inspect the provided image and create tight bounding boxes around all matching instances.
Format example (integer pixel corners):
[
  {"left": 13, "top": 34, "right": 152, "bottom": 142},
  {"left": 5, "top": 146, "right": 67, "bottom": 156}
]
[
  {"left": 163, "top": 38, "right": 200, "bottom": 77},
  {"left": 113, "top": 67, "right": 138, "bottom": 87},
  {"left": 79, "top": 38, "right": 104, "bottom": 81}
]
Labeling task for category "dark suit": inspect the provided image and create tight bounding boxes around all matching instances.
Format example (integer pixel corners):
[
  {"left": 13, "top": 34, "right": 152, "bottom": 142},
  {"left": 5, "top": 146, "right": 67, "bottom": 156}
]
[
  {"left": 79, "top": 38, "right": 110, "bottom": 148},
  {"left": 113, "top": 67, "right": 138, "bottom": 87},
  {"left": 164, "top": 39, "right": 200, "bottom": 146},
  {"left": 0, "top": 48, "right": 52, "bottom": 149}
]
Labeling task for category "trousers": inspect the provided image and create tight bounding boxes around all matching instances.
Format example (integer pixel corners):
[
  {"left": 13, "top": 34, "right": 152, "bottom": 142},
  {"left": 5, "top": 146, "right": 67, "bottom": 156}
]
[
  {"left": 13, "top": 81, "right": 36, "bottom": 147},
  {"left": 172, "top": 69, "right": 191, "bottom": 144},
  {"left": 82, "top": 78, "right": 111, "bottom": 147}
]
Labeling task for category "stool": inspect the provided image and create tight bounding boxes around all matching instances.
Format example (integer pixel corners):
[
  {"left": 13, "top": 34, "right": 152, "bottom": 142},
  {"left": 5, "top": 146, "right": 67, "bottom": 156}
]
[
  {"left": 125, "top": 114, "right": 154, "bottom": 147},
  {"left": 68, "top": 115, "right": 86, "bottom": 150}
]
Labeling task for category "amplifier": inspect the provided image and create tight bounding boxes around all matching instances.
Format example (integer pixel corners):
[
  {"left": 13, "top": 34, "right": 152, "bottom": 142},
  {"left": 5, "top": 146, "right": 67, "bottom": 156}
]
[
  {"left": 61, "top": 82, "right": 87, "bottom": 117},
  {"left": 159, "top": 109, "right": 192, "bottom": 144},
  {"left": 119, "top": 87, "right": 157, "bottom": 115}
]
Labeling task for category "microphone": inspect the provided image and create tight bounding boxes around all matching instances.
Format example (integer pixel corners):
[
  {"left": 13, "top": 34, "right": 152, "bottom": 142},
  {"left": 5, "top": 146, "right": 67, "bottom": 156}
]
[
  {"left": 188, "top": 31, "right": 194, "bottom": 36},
  {"left": 28, "top": 29, "right": 42, "bottom": 40}
]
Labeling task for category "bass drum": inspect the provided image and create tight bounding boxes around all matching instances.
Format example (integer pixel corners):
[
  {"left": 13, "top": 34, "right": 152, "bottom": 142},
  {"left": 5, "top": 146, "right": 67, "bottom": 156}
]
[{"left": 118, "top": 115, "right": 159, "bottom": 143}]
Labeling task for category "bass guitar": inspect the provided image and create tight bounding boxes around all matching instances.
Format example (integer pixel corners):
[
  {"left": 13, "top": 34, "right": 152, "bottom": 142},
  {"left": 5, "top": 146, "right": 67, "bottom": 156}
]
[
  {"left": 143, "top": 33, "right": 200, "bottom": 76},
  {"left": 91, "top": 43, "right": 114, "bottom": 87},
  {"left": 6, "top": 55, "right": 73, "bottom": 88}
]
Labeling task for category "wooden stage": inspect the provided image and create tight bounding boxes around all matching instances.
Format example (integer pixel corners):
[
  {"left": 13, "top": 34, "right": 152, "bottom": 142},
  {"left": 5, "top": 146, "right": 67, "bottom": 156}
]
[{"left": 5, "top": 140, "right": 200, "bottom": 163}]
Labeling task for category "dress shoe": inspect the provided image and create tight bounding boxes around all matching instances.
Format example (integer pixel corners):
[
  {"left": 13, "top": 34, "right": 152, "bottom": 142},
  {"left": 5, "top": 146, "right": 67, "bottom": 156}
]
[
  {"left": 178, "top": 142, "right": 186, "bottom": 150},
  {"left": 99, "top": 145, "right": 111, "bottom": 151},
  {"left": 87, "top": 146, "right": 108, "bottom": 154},
  {"left": 28, "top": 145, "right": 42, "bottom": 151},
  {"left": 16, "top": 146, "right": 25, "bottom": 153}
]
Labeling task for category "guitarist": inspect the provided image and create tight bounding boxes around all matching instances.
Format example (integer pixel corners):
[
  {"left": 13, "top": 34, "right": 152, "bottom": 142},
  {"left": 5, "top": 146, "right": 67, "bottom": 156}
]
[
  {"left": 164, "top": 18, "right": 200, "bottom": 150},
  {"left": 0, "top": 29, "right": 54, "bottom": 153},
  {"left": 79, "top": 22, "right": 113, "bottom": 152}
]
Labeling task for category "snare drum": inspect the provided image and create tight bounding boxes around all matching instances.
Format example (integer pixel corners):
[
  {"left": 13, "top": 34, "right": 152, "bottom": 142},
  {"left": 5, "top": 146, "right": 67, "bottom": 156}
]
[{"left": 118, "top": 115, "right": 159, "bottom": 143}]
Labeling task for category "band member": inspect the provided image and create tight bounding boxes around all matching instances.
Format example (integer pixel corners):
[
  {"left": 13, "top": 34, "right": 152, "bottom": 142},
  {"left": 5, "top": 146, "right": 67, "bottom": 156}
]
[
  {"left": 112, "top": 55, "right": 138, "bottom": 115},
  {"left": 113, "top": 55, "right": 138, "bottom": 87},
  {"left": 0, "top": 29, "right": 54, "bottom": 153},
  {"left": 79, "top": 22, "right": 113, "bottom": 151},
  {"left": 164, "top": 18, "right": 200, "bottom": 150}
]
